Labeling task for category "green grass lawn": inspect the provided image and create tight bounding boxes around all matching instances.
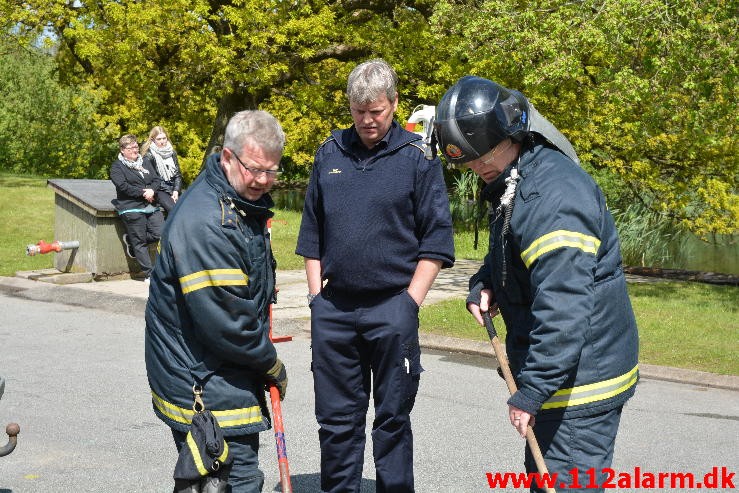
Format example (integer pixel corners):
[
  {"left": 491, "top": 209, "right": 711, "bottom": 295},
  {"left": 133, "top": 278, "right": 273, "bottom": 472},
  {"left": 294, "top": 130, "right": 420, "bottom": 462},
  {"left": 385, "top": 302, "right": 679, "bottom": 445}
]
[
  {"left": 1, "top": 173, "right": 737, "bottom": 375},
  {"left": 271, "top": 209, "right": 304, "bottom": 270},
  {"left": 418, "top": 281, "right": 738, "bottom": 376},
  {"left": 0, "top": 174, "right": 56, "bottom": 276},
  {"left": 627, "top": 281, "right": 738, "bottom": 375}
]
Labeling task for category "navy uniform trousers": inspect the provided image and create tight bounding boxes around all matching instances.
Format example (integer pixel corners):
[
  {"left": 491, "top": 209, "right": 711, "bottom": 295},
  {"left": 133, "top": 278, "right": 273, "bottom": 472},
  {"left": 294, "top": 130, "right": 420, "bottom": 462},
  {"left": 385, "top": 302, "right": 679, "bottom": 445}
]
[
  {"left": 527, "top": 407, "right": 623, "bottom": 493},
  {"left": 311, "top": 288, "right": 423, "bottom": 493}
]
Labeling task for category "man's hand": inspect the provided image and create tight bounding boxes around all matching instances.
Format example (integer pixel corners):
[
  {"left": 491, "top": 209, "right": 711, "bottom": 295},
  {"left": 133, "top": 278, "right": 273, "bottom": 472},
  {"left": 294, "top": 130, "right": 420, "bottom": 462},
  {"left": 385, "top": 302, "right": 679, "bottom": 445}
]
[
  {"left": 509, "top": 404, "right": 535, "bottom": 438},
  {"left": 265, "top": 358, "right": 288, "bottom": 400},
  {"left": 467, "top": 288, "right": 499, "bottom": 326}
]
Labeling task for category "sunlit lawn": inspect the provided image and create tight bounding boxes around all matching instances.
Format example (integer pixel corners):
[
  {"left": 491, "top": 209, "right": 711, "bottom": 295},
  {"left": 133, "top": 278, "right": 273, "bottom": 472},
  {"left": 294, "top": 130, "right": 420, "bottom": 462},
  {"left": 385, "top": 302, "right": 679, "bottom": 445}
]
[
  {"left": 0, "top": 173, "right": 55, "bottom": 276},
  {"left": 418, "top": 281, "right": 738, "bottom": 375}
]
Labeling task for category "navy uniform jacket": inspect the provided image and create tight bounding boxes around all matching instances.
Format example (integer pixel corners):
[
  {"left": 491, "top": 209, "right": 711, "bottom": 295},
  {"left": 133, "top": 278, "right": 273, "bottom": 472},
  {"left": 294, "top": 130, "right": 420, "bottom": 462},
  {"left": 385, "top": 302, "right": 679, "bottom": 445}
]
[
  {"left": 145, "top": 153, "right": 277, "bottom": 436},
  {"left": 296, "top": 121, "right": 455, "bottom": 293},
  {"left": 471, "top": 142, "right": 639, "bottom": 419}
]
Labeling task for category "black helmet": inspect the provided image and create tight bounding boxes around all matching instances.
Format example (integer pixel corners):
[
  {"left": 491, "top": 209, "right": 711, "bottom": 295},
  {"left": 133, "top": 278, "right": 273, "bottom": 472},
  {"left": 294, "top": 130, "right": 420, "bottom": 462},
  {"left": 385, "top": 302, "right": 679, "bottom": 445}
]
[{"left": 434, "top": 76, "right": 530, "bottom": 164}]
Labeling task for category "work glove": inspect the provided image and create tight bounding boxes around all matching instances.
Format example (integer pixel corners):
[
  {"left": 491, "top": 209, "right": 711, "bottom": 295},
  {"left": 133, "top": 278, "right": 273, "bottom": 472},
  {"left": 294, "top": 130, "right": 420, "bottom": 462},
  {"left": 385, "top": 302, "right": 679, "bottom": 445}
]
[
  {"left": 264, "top": 358, "right": 288, "bottom": 400},
  {"left": 467, "top": 280, "right": 490, "bottom": 307}
]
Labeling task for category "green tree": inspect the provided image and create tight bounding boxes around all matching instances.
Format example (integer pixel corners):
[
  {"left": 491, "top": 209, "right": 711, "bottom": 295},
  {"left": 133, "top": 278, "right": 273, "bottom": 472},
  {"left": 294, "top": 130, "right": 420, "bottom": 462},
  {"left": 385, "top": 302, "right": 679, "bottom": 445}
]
[
  {"left": 432, "top": 0, "right": 738, "bottom": 236},
  {"left": 0, "top": 40, "right": 110, "bottom": 177},
  {"left": 4, "top": 0, "right": 452, "bottom": 182}
]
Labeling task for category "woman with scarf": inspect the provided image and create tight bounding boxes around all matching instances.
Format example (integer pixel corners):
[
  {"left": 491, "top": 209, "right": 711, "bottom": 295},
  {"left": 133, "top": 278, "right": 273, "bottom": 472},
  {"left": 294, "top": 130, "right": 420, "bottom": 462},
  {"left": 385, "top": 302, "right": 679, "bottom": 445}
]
[
  {"left": 110, "top": 134, "right": 164, "bottom": 282},
  {"left": 141, "top": 126, "right": 182, "bottom": 214}
]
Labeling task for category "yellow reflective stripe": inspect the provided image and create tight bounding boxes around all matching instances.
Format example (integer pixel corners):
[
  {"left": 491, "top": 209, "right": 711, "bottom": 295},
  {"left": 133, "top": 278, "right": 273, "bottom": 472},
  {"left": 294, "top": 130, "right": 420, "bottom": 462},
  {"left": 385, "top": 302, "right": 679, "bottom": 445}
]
[
  {"left": 218, "top": 441, "right": 229, "bottom": 463},
  {"left": 152, "top": 391, "right": 194, "bottom": 424},
  {"left": 151, "top": 391, "right": 263, "bottom": 428},
  {"left": 541, "top": 365, "right": 639, "bottom": 410},
  {"left": 521, "top": 230, "right": 601, "bottom": 268},
  {"left": 217, "top": 412, "right": 264, "bottom": 427},
  {"left": 180, "top": 269, "right": 248, "bottom": 294},
  {"left": 186, "top": 431, "right": 209, "bottom": 476}
]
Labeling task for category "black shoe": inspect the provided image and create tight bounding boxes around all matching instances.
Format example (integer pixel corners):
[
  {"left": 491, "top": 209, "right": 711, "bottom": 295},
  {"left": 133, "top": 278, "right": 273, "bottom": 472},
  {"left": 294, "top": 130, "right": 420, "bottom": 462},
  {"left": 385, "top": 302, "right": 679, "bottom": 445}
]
[{"left": 122, "top": 234, "right": 135, "bottom": 258}]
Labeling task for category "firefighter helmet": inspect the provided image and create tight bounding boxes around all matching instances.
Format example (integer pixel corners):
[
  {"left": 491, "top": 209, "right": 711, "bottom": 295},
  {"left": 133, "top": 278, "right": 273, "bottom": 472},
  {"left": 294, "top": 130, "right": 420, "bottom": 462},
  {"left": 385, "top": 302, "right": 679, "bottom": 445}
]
[{"left": 433, "top": 76, "right": 530, "bottom": 165}]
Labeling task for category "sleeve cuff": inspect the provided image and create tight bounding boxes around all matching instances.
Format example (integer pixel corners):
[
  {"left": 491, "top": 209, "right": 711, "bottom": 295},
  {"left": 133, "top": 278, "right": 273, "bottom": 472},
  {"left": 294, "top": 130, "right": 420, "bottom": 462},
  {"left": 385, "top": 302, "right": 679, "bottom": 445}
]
[
  {"left": 419, "top": 253, "right": 455, "bottom": 269},
  {"left": 466, "top": 281, "right": 485, "bottom": 306},
  {"left": 507, "top": 388, "right": 544, "bottom": 416}
]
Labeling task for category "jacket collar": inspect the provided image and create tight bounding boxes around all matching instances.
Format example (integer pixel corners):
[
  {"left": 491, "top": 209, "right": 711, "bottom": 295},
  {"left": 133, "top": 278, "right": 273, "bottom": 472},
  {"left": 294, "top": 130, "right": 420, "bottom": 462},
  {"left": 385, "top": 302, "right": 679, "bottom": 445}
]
[
  {"left": 204, "top": 152, "right": 274, "bottom": 218},
  {"left": 331, "top": 121, "right": 419, "bottom": 158}
]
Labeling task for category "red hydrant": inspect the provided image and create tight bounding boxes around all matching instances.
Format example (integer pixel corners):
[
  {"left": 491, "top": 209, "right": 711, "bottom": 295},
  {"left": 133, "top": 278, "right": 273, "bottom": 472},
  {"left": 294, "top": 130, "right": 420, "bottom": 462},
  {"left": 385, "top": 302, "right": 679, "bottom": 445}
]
[{"left": 25, "top": 240, "right": 80, "bottom": 256}]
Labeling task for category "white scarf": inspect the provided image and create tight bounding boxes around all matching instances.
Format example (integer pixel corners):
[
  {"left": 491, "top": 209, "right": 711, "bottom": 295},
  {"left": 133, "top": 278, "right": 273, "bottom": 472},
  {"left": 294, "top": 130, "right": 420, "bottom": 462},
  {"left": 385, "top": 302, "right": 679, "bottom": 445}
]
[
  {"left": 151, "top": 143, "right": 177, "bottom": 182},
  {"left": 118, "top": 153, "right": 147, "bottom": 177}
]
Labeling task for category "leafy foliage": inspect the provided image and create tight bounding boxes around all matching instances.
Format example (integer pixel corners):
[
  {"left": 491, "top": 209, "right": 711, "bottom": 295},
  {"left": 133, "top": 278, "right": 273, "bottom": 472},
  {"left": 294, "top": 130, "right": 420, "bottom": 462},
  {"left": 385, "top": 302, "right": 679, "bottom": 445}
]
[
  {"left": 431, "top": 0, "right": 737, "bottom": 236},
  {"left": 2, "top": 0, "right": 449, "bottom": 182},
  {"left": 1, "top": 0, "right": 736, "bottom": 236},
  {"left": 0, "top": 40, "right": 110, "bottom": 178}
]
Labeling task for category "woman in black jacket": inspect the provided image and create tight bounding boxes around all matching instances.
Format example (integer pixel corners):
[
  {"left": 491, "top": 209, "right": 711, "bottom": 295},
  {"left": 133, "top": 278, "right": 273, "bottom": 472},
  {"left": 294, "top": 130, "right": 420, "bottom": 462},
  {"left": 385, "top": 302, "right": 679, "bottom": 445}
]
[
  {"left": 110, "top": 134, "right": 164, "bottom": 282},
  {"left": 141, "top": 126, "right": 182, "bottom": 214}
]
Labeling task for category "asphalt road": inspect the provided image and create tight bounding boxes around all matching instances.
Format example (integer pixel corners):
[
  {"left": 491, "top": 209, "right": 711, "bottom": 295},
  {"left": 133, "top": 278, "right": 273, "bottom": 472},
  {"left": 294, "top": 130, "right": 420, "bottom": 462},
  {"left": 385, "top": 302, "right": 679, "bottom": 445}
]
[{"left": 0, "top": 293, "right": 737, "bottom": 492}]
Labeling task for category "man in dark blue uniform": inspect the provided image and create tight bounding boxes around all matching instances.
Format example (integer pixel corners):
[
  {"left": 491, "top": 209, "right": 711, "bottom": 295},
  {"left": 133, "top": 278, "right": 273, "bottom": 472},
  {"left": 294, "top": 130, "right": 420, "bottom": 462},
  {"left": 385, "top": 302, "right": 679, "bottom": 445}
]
[
  {"left": 296, "top": 59, "right": 455, "bottom": 493},
  {"left": 433, "top": 76, "right": 639, "bottom": 493},
  {"left": 145, "top": 110, "right": 289, "bottom": 492}
]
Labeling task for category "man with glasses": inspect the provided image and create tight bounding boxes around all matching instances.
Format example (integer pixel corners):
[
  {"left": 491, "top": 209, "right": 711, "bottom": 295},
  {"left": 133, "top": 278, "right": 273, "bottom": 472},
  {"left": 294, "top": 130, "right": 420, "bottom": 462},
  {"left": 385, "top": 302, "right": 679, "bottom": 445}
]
[
  {"left": 110, "top": 134, "right": 163, "bottom": 282},
  {"left": 145, "top": 110, "right": 289, "bottom": 492},
  {"left": 296, "top": 59, "right": 455, "bottom": 493}
]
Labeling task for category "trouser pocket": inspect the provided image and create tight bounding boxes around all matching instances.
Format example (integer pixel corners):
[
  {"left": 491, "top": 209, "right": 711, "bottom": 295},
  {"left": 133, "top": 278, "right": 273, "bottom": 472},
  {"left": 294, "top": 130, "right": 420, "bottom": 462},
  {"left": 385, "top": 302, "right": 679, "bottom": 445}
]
[{"left": 400, "top": 341, "right": 423, "bottom": 412}]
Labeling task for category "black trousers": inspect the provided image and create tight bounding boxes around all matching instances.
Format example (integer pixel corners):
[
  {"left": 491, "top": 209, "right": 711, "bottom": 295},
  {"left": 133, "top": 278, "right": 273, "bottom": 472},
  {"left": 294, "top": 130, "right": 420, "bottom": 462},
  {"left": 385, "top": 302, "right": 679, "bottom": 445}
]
[
  {"left": 156, "top": 190, "right": 177, "bottom": 214},
  {"left": 120, "top": 210, "right": 163, "bottom": 277},
  {"left": 311, "top": 289, "right": 422, "bottom": 493}
]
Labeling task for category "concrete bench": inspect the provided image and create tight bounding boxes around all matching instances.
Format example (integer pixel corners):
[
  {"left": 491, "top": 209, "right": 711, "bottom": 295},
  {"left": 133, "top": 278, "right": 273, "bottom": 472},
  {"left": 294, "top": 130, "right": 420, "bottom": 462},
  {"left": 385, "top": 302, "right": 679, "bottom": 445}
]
[{"left": 47, "top": 179, "right": 152, "bottom": 278}]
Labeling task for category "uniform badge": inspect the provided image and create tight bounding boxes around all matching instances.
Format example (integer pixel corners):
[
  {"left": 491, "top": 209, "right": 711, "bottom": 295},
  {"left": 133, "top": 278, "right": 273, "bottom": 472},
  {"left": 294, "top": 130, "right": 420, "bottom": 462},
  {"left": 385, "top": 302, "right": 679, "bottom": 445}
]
[{"left": 445, "top": 144, "right": 463, "bottom": 158}]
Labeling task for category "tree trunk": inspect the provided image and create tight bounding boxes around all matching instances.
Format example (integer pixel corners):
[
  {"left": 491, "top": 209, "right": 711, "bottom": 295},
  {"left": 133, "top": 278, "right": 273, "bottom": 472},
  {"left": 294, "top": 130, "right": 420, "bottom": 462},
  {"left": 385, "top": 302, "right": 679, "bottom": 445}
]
[{"left": 201, "top": 90, "right": 254, "bottom": 170}]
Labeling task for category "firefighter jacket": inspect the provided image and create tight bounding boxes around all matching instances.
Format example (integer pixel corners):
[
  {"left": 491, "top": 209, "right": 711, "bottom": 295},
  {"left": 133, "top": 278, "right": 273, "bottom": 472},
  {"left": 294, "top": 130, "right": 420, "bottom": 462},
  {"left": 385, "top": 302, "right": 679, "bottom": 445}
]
[
  {"left": 470, "top": 140, "right": 639, "bottom": 420},
  {"left": 145, "top": 152, "right": 277, "bottom": 436}
]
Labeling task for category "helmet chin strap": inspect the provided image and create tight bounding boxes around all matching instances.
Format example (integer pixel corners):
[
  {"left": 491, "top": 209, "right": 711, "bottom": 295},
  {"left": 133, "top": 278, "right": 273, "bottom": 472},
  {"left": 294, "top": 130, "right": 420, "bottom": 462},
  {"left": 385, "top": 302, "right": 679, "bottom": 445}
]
[{"left": 497, "top": 155, "right": 521, "bottom": 287}]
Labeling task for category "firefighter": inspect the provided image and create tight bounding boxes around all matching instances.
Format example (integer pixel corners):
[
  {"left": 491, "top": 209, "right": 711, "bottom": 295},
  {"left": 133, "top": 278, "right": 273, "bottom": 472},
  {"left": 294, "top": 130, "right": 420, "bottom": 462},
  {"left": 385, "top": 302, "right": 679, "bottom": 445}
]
[
  {"left": 433, "top": 76, "right": 639, "bottom": 493},
  {"left": 145, "top": 110, "right": 288, "bottom": 492},
  {"left": 296, "top": 59, "right": 455, "bottom": 493}
]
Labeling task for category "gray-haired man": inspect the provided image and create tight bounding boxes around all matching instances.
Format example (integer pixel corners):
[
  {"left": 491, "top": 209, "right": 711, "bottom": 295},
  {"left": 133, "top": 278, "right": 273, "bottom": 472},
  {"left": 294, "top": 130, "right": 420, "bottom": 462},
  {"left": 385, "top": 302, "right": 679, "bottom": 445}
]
[{"left": 297, "top": 59, "right": 455, "bottom": 492}]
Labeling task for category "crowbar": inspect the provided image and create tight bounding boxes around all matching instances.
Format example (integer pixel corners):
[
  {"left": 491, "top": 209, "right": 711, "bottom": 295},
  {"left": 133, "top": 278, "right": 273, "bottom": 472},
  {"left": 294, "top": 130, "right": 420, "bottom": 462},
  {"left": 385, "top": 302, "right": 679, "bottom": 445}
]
[
  {"left": 268, "top": 218, "right": 293, "bottom": 493},
  {"left": 482, "top": 311, "right": 556, "bottom": 493}
]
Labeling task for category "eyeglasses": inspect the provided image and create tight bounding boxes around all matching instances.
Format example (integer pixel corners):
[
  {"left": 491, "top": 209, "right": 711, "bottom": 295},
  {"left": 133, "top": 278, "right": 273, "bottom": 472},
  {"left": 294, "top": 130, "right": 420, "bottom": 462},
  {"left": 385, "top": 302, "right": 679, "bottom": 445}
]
[
  {"left": 227, "top": 148, "right": 282, "bottom": 178},
  {"left": 122, "top": 144, "right": 139, "bottom": 150},
  {"left": 469, "top": 139, "right": 512, "bottom": 168}
]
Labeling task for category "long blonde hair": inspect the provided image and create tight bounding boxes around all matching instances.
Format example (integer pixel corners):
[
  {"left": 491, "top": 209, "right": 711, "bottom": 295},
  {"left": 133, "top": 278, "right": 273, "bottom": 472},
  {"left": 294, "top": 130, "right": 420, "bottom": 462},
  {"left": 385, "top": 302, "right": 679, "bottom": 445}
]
[{"left": 140, "top": 125, "right": 169, "bottom": 157}]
